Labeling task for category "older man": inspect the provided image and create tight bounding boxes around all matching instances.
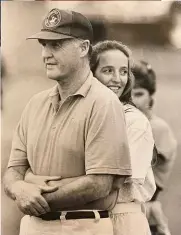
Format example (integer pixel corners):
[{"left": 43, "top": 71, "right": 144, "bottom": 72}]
[{"left": 3, "top": 8, "right": 131, "bottom": 235}]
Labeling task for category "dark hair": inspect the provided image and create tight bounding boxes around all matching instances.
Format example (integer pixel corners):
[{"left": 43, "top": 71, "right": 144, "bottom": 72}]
[
  {"left": 132, "top": 60, "right": 156, "bottom": 96},
  {"left": 90, "top": 40, "right": 134, "bottom": 104}
]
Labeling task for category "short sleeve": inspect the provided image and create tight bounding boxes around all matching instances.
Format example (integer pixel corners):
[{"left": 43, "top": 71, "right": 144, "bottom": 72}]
[
  {"left": 8, "top": 104, "right": 30, "bottom": 168},
  {"left": 85, "top": 100, "right": 131, "bottom": 176}
]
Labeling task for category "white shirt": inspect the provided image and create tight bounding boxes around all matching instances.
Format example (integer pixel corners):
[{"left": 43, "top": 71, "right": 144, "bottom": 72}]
[{"left": 116, "top": 104, "right": 156, "bottom": 203}]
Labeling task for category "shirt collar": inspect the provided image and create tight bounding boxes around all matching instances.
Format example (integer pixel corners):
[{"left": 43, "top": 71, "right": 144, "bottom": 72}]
[
  {"left": 73, "top": 71, "right": 92, "bottom": 98},
  {"left": 49, "top": 85, "right": 59, "bottom": 98},
  {"left": 49, "top": 71, "right": 93, "bottom": 99}
]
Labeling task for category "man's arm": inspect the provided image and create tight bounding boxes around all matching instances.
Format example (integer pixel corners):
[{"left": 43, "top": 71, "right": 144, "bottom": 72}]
[
  {"left": 43, "top": 174, "right": 114, "bottom": 211},
  {"left": 25, "top": 170, "right": 120, "bottom": 211},
  {"left": 3, "top": 166, "right": 29, "bottom": 200},
  {"left": 3, "top": 166, "right": 58, "bottom": 216}
]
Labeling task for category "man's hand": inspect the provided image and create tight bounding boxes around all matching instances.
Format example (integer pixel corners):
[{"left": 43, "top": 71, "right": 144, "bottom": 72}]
[
  {"left": 25, "top": 169, "right": 61, "bottom": 186},
  {"left": 12, "top": 180, "right": 58, "bottom": 216}
]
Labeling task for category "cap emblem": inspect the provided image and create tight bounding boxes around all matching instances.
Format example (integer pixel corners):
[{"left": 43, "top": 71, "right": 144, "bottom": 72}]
[{"left": 44, "top": 9, "right": 61, "bottom": 28}]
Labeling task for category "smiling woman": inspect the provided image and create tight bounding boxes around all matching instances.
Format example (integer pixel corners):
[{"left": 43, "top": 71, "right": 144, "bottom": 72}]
[
  {"left": 91, "top": 40, "right": 134, "bottom": 104},
  {"left": 90, "top": 40, "right": 156, "bottom": 235},
  {"left": 93, "top": 49, "right": 128, "bottom": 98}
]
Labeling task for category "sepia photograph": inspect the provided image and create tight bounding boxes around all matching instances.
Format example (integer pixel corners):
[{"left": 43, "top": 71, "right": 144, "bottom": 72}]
[{"left": 1, "top": 1, "right": 181, "bottom": 235}]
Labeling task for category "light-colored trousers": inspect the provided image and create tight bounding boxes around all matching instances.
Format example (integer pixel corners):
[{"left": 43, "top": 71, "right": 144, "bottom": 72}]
[
  {"left": 19, "top": 204, "right": 151, "bottom": 235},
  {"left": 110, "top": 203, "right": 151, "bottom": 235},
  {"left": 19, "top": 214, "right": 114, "bottom": 235}
]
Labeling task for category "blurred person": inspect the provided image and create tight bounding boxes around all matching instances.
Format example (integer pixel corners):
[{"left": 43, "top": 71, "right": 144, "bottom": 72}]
[
  {"left": 3, "top": 8, "right": 132, "bottom": 235},
  {"left": 132, "top": 61, "right": 177, "bottom": 235},
  {"left": 168, "top": 1, "right": 181, "bottom": 48},
  {"left": 90, "top": 40, "right": 156, "bottom": 235},
  {"left": 161, "top": 1, "right": 181, "bottom": 48},
  {"left": 1, "top": 53, "right": 6, "bottom": 109}
]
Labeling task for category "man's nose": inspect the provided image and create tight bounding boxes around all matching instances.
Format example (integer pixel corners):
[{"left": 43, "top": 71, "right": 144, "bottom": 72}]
[{"left": 42, "top": 46, "right": 53, "bottom": 59}]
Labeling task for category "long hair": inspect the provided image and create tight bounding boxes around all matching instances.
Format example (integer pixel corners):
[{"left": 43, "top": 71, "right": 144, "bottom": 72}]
[{"left": 90, "top": 40, "right": 134, "bottom": 104}]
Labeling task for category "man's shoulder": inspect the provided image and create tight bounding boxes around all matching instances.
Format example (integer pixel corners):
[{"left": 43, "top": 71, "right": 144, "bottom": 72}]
[
  {"left": 89, "top": 77, "right": 121, "bottom": 105},
  {"left": 28, "top": 86, "right": 55, "bottom": 104},
  {"left": 20, "top": 87, "right": 54, "bottom": 116}
]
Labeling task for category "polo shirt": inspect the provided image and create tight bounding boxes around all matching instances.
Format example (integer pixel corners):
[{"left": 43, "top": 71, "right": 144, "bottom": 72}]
[
  {"left": 8, "top": 72, "right": 131, "bottom": 178},
  {"left": 116, "top": 104, "right": 156, "bottom": 203}
]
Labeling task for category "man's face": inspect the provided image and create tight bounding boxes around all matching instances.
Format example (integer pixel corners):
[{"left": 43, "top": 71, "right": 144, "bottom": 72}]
[
  {"left": 39, "top": 38, "right": 81, "bottom": 80},
  {"left": 132, "top": 87, "right": 151, "bottom": 112}
]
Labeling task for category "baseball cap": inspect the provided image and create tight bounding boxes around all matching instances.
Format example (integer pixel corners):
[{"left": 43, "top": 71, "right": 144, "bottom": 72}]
[{"left": 27, "top": 8, "right": 93, "bottom": 42}]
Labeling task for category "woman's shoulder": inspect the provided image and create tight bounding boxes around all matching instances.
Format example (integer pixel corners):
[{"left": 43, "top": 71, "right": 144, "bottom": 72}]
[{"left": 124, "top": 104, "right": 150, "bottom": 131}]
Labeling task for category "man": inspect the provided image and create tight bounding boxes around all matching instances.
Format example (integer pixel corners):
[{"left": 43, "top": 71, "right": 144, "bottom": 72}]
[
  {"left": 132, "top": 61, "right": 177, "bottom": 235},
  {"left": 3, "top": 8, "right": 131, "bottom": 235}
]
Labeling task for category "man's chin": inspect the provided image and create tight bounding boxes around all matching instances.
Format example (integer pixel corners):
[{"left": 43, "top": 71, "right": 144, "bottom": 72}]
[{"left": 46, "top": 72, "right": 60, "bottom": 81}]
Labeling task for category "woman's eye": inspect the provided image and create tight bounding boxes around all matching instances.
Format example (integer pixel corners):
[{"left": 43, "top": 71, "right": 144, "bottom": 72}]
[
  {"left": 120, "top": 69, "right": 128, "bottom": 76},
  {"left": 103, "top": 68, "right": 113, "bottom": 74}
]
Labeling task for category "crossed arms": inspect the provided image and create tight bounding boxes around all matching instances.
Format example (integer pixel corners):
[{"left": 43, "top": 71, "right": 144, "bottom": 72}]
[
  {"left": 3, "top": 166, "right": 118, "bottom": 216},
  {"left": 3, "top": 94, "right": 129, "bottom": 216}
]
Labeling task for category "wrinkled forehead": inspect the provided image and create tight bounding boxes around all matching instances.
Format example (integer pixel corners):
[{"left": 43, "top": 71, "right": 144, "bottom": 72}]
[{"left": 38, "top": 38, "right": 85, "bottom": 50}]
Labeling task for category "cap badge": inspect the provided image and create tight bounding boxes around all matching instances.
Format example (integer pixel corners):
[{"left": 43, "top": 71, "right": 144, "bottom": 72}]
[{"left": 44, "top": 9, "right": 61, "bottom": 28}]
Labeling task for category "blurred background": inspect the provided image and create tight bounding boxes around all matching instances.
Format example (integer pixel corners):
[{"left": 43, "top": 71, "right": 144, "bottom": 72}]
[{"left": 1, "top": 1, "right": 181, "bottom": 235}]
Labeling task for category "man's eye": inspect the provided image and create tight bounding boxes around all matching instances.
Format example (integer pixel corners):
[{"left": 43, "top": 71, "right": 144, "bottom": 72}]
[
  {"left": 39, "top": 41, "right": 46, "bottom": 47},
  {"left": 51, "top": 42, "right": 62, "bottom": 49}
]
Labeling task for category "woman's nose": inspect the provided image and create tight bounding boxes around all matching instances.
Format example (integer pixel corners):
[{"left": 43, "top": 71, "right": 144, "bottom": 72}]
[{"left": 112, "top": 71, "right": 120, "bottom": 83}]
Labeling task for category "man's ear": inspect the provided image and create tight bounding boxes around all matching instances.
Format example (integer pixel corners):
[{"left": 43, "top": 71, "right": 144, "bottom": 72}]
[{"left": 80, "top": 40, "right": 90, "bottom": 58}]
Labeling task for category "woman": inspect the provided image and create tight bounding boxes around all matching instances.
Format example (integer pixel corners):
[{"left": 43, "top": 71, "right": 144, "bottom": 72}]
[{"left": 90, "top": 40, "right": 156, "bottom": 235}]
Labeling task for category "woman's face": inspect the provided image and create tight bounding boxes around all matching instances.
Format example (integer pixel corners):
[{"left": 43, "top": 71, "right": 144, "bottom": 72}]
[{"left": 94, "top": 49, "right": 129, "bottom": 98}]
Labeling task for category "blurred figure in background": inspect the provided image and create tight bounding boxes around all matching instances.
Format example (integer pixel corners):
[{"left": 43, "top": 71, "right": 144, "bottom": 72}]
[
  {"left": 1, "top": 54, "right": 6, "bottom": 109},
  {"left": 132, "top": 61, "right": 177, "bottom": 235},
  {"left": 167, "top": 1, "right": 181, "bottom": 49}
]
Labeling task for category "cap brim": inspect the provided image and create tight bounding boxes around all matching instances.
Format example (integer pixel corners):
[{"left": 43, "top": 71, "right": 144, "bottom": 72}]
[{"left": 27, "top": 31, "right": 74, "bottom": 40}]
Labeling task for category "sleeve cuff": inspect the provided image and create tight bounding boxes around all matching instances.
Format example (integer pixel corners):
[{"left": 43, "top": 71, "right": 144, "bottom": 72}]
[
  {"left": 8, "top": 159, "right": 29, "bottom": 168},
  {"left": 86, "top": 167, "right": 132, "bottom": 176}
]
